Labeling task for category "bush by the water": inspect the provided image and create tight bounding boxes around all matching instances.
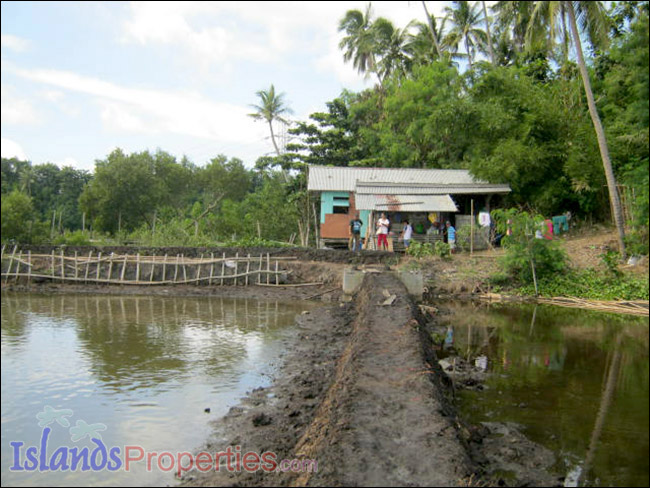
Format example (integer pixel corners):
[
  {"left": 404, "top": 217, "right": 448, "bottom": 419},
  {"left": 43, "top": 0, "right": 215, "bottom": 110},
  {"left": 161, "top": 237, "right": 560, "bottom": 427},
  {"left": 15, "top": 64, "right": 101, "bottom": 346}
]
[
  {"left": 492, "top": 209, "right": 568, "bottom": 285},
  {"left": 518, "top": 269, "right": 649, "bottom": 301}
]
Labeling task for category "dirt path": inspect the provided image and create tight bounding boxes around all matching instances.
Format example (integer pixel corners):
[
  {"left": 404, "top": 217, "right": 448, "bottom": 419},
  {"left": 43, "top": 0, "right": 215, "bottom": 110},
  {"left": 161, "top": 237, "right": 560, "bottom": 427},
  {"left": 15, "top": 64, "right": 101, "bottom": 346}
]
[
  {"left": 293, "top": 273, "right": 473, "bottom": 486},
  {"left": 181, "top": 273, "right": 475, "bottom": 487}
]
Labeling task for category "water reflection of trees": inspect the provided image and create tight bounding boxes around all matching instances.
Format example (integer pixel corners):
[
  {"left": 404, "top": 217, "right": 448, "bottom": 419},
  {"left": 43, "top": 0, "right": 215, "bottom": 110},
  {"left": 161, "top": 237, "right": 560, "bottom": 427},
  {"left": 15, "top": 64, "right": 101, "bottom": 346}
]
[
  {"left": 440, "top": 301, "right": 649, "bottom": 487},
  {"left": 1, "top": 293, "right": 309, "bottom": 391}
]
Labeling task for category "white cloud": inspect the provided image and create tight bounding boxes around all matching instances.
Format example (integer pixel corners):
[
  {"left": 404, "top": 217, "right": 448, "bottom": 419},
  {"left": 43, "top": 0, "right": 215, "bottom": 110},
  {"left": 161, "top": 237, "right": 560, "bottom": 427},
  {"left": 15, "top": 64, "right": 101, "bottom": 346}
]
[
  {"left": 5, "top": 62, "right": 268, "bottom": 151},
  {"left": 1, "top": 34, "right": 30, "bottom": 52},
  {"left": 1, "top": 84, "right": 41, "bottom": 125},
  {"left": 118, "top": 1, "right": 432, "bottom": 77},
  {"left": 1, "top": 138, "right": 28, "bottom": 160}
]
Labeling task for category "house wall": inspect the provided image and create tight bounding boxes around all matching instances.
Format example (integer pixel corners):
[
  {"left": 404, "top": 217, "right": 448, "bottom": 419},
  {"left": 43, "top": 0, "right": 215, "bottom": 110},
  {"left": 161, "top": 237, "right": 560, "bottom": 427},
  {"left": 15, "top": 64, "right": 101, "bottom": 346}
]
[{"left": 320, "top": 192, "right": 370, "bottom": 240}]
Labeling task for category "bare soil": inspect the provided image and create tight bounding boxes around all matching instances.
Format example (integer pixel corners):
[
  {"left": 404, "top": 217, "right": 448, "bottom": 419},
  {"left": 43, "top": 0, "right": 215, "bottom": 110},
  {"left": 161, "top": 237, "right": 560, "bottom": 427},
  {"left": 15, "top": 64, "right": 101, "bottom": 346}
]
[{"left": 180, "top": 273, "right": 561, "bottom": 487}]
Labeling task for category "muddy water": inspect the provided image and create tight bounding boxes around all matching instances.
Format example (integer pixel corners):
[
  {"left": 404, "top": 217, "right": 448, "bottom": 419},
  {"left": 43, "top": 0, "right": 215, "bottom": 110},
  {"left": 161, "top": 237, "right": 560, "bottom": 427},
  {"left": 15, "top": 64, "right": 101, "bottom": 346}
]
[
  {"left": 1, "top": 292, "right": 316, "bottom": 487},
  {"left": 437, "top": 301, "right": 649, "bottom": 487}
]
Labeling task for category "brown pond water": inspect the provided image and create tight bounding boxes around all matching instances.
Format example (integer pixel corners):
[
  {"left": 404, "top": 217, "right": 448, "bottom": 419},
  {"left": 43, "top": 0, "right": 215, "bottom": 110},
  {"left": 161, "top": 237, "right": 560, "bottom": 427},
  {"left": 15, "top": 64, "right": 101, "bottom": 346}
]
[
  {"left": 1, "top": 291, "right": 317, "bottom": 487},
  {"left": 437, "top": 301, "right": 649, "bottom": 487}
]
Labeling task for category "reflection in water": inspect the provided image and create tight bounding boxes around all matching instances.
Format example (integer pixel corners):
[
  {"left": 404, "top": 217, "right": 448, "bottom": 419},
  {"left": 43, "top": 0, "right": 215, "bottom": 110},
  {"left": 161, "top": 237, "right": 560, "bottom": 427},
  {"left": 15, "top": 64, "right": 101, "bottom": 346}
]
[
  {"left": 437, "top": 301, "right": 649, "bottom": 487},
  {"left": 1, "top": 292, "right": 315, "bottom": 487}
]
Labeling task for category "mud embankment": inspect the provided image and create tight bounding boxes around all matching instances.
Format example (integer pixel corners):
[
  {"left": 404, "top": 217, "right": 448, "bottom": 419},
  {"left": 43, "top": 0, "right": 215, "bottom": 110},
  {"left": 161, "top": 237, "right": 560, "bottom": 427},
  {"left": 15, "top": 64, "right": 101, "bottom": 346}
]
[
  {"left": 181, "top": 274, "right": 472, "bottom": 487},
  {"left": 180, "top": 272, "right": 561, "bottom": 487}
]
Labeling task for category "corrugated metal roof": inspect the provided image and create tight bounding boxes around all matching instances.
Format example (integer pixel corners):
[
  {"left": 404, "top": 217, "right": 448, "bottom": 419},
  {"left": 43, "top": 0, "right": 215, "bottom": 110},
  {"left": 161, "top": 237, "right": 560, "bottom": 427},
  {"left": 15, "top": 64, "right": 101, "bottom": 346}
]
[
  {"left": 307, "top": 165, "right": 509, "bottom": 192},
  {"left": 355, "top": 182, "right": 511, "bottom": 195},
  {"left": 356, "top": 194, "right": 459, "bottom": 212}
]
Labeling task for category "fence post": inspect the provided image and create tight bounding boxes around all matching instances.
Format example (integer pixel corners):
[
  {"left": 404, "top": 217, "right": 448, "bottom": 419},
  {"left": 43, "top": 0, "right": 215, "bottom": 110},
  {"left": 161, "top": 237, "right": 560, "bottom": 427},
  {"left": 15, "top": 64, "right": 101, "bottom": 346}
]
[
  {"left": 96, "top": 252, "right": 102, "bottom": 282},
  {"left": 221, "top": 253, "right": 226, "bottom": 286},
  {"left": 245, "top": 254, "right": 250, "bottom": 286}
]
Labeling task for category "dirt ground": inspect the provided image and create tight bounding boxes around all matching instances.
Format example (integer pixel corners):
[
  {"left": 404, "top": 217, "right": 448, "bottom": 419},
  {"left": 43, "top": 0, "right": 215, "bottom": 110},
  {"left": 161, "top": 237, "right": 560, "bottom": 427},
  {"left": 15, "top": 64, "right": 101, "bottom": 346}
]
[{"left": 180, "top": 273, "right": 561, "bottom": 487}]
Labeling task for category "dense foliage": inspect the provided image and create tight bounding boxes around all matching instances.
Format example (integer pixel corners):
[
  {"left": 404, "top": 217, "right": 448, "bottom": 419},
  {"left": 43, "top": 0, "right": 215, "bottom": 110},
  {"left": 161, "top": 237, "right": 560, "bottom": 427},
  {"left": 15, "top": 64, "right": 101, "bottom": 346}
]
[{"left": 1, "top": 1, "right": 647, "bottom": 259}]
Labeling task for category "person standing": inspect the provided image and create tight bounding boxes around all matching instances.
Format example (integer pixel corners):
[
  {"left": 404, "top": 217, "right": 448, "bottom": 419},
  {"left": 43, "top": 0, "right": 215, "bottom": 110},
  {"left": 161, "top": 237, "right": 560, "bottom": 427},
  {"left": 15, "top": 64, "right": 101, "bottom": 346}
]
[
  {"left": 445, "top": 221, "right": 456, "bottom": 253},
  {"left": 349, "top": 212, "right": 364, "bottom": 252},
  {"left": 401, "top": 220, "right": 413, "bottom": 250},
  {"left": 376, "top": 213, "right": 390, "bottom": 251}
]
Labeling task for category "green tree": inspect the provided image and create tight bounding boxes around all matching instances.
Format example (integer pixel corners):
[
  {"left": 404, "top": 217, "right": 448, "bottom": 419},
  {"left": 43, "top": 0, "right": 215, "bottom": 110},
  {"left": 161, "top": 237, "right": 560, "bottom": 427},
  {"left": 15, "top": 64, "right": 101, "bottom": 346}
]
[
  {"left": 338, "top": 5, "right": 380, "bottom": 80},
  {"left": 1, "top": 190, "right": 43, "bottom": 243},
  {"left": 80, "top": 149, "right": 163, "bottom": 233},
  {"left": 248, "top": 85, "right": 293, "bottom": 156},
  {"left": 444, "top": 0, "right": 489, "bottom": 71},
  {"left": 527, "top": 1, "right": 627, "bottom": 258}
]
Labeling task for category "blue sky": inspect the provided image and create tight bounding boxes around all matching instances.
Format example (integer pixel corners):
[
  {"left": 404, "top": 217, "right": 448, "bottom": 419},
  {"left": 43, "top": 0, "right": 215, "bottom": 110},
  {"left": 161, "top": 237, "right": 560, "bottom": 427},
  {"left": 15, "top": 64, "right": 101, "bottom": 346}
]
[{"left": 1, "top": 1, "right": 452, "bottom": 171}]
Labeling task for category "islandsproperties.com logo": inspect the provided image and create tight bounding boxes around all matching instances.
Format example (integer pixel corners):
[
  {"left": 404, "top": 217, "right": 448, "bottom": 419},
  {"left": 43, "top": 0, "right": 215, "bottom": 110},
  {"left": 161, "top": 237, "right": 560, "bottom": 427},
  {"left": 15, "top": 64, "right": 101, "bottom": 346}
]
[
  {"left": 9, "top": 405, "right": 121, "bottom": 473},
  {"left": 9, "top": 406, "right": 317, "bottom": 477}
]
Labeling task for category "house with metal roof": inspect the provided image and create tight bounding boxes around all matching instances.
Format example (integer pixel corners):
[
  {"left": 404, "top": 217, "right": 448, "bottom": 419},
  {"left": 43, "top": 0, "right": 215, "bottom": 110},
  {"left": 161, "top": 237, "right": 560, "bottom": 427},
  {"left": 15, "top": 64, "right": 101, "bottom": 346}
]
[{"left": 307, "top": 165, "right": 511, "bottom": 250}]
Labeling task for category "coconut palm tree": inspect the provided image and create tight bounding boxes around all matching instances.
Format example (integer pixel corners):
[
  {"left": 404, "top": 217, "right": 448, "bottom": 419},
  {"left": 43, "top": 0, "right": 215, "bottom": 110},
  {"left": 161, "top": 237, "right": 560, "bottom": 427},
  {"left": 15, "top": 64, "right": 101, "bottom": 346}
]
[
  {"left": 481, "top": 1, "right": 497, "bottom": 65},
  {"left": 444, "top": 1, "right": 489, "bottom": 71},
  {"left": 248, "top": 85, "right": 293, "bottom": 156},
  {"left": 373, "top": 18, "right": 416, "bottom": 83},
  {"left": 527, "top": 1, "right": 626, "bottom": 259},
  {"left": 421, "top": 1, "right": 443, "bottom": 59},
  {"left": 338, "top": 5, "right": 379, "bottom": 81},
  {"left": 492, "top": 1, "right": 536, "bottom": 56}
]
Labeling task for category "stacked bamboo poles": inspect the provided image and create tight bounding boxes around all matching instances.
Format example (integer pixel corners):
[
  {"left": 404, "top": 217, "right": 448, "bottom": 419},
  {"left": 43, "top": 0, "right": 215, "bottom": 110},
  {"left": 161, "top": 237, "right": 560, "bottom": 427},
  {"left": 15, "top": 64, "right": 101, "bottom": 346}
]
[
  {"left": 0, "top": 247, "right": 314, "bottom": 287},
  {"left": 479, "top": 292, "right": 648, "bottom": 317}
]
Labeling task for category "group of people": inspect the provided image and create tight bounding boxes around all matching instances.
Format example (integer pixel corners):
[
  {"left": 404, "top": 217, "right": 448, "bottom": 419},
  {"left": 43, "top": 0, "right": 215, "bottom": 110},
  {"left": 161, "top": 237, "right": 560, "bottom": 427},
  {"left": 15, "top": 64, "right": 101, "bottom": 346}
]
[{"left": 348, "top": 212, "right": 456, "bottom": 252}]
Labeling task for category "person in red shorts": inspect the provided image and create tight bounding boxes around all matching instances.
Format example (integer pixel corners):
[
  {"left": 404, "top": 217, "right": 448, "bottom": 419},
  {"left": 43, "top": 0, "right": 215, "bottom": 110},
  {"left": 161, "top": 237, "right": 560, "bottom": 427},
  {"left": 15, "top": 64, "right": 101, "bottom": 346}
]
[{"left": 376, "top": 213, "right": 390, "bottom": 251}]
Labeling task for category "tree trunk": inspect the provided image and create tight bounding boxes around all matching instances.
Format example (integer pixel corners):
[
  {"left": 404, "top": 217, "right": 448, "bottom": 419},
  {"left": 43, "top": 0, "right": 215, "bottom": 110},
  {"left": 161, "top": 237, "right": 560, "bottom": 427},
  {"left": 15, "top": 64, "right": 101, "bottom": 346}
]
[
  {"left": 421, "top": 1, "right": 442, "bottom": 59},
  {"left": 268, "top": 120, "right": 281, "bottom": 156},
  {"left": 567, "top": 3, "right": 626, "bottom": 259},
  {"left": 465, "top": 36, "right": 473, "bottom": 71},
  {"left": 482, "top": 1, "right": 496, "bottom": 65}
]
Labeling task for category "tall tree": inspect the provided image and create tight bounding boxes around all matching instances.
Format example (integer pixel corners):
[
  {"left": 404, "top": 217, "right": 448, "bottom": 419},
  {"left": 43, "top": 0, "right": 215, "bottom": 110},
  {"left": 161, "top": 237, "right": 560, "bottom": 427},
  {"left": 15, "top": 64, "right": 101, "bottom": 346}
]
[
  {"left": 527, "top": 1, "right": 627, "bottom": 258},
  {"left": 482, "top": 1, "right": 497, "bottom": 65},
  {"left": 421, "top": 1, "right": 443, "bottom": 59},
  {"left": 444, "top": 1, "right": 489, "bottom": 71},
  {"left": 248, "top": 85, "right": 293, "bottom": 156},
  {"left": 338, "top": 5, "right": 380, "bottom": 81},
  {"left": 373, "top": 17, "right": 415, "bottom": 83}
]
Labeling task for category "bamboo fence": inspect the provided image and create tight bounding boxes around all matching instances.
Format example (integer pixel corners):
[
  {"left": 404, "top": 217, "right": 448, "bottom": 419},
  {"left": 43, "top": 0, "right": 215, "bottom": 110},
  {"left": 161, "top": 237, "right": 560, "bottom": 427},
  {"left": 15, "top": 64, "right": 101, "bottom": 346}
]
[{"left": 0, "top": 245, "right": 313, "bottom": 287}]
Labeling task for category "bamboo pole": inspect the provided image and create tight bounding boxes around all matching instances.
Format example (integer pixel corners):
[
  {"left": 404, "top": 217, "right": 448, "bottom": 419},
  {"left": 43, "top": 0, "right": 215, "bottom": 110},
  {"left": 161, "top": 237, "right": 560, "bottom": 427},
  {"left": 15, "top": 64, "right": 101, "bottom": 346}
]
[
  {"left": 96, "top": 252, "right": 102, "bottom": 281},
  {"left": 27, "top": 251, "right": 32, "bottom": 285},
  {"left": 61, "top": 250, "right": 66, "bottom": 280},
  {"left": 209, "top": 253, "right": 214, "bottom": 285},
  {"left": 275, "top": 260, "right": 279, "bottom": 286},
  {"left": 174, "top": 254, "right": 180, "bottom": 283},
  {"left": 470, "top": 199, "right": 474, "bottom": 256},
  {"left": 15, "top": 251, "right": 23, "bottom": 283},
  {"left": 136, "top": 253, "right": 141, "bottom": 282},
  {"left": 121, "top": 255, "right": 128, "bottom": 283},
  {"left": 162, "top": 254, "right": 168, "bottom": 282},
  {"left": 245, "top": 253, "right": 250, "bottom": 286},
  {"left": 2, "top": 268, "right": 295, "bottom": 287},
  {"left": 258, "top": 254, "right": 263, "bottom": 284},
  {"left": 266, "top": 253, "right": 270, "bottom": 285},
  {"left": 197, "top": 253, "right": 203, "bottom": 285},
  {"left": 2, "top": 246, "right": 15, "bottom": 284},
  {"left": 74, "top": 251, "right": 79, "bottom": 280},
  {"left": 108, "top": 254, "right": 114, "bottom": 281},
  {"left": 149, "top": 253, "right": 156, "bottom": 283},
  {"left": 182, "top": 254, "right": 187, "bottom": 283},
  {"left": 234, "top": 252, "right": 239, "bottom": 286},
  {"left": 221, "top": 253, "right": 226, "bottom": 286},
  {"left": 85, "top": 251, "right": 92, "bottom": 283}
]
